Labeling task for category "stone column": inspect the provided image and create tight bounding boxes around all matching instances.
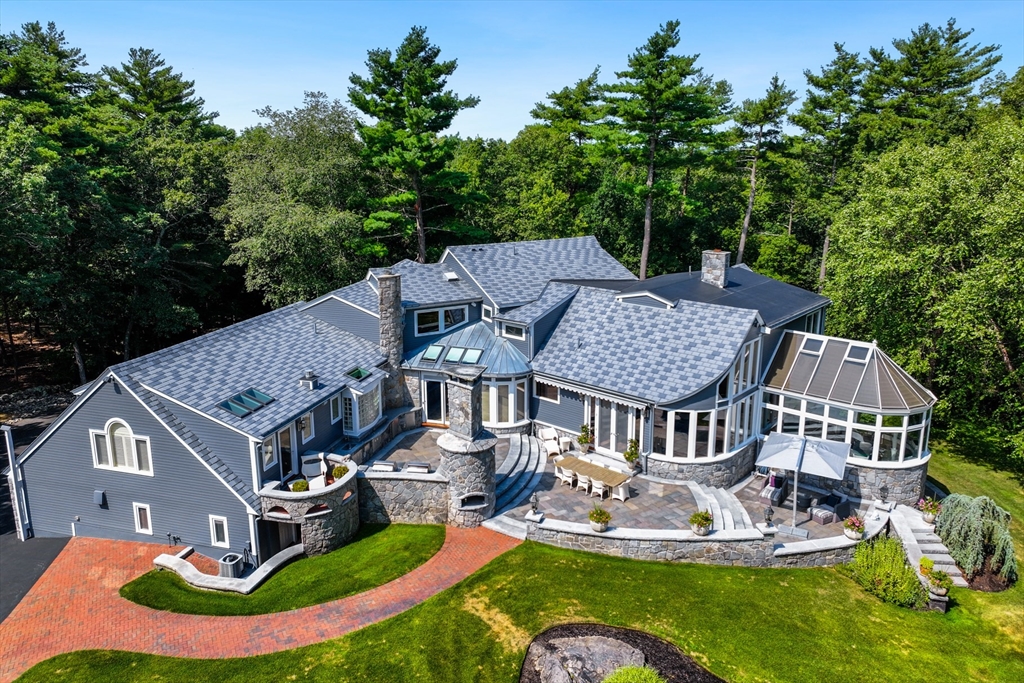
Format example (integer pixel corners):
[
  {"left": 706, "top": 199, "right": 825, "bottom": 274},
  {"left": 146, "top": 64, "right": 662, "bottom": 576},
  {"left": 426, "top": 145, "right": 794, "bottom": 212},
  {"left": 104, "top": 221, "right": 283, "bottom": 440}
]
[
  {"left": 701, "top": 249, "right": 731, "bottom": 288},
  {"left": 437, "top": 365, "right": 496, "bottom": 527},
  {"left": 378, "top": 272, "right": 405, "bottom": 410}
]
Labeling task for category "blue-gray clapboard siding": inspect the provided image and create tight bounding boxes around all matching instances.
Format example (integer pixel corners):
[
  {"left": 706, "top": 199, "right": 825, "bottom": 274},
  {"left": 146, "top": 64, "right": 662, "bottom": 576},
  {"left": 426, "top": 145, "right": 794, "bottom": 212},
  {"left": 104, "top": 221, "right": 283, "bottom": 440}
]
[
  {"left": 173, "top": 402, "right": 254, "bottom": 485},
  {"left": 504, "top": 331, "right": 529, "bottom": 358},
  {"left": 298, "top": 398, "right": 345, "bottom": 454},
  {"left": 403, "top": 304, "right": 482, "bottom": 352},
  {"left": 532, "top": 386, "right": 584, "bottom": 431},
  {"left": 20, "top": 381, "right": 252, "bottom": 559},
  {"left": 439, "top": 253, "right": 497, "bottom": 311},
  {"left": 305, "top": 297, "right": 380, "bottom": 344},
  {"left": 531, "top": 296, "right": 574, "bottom": 358}
]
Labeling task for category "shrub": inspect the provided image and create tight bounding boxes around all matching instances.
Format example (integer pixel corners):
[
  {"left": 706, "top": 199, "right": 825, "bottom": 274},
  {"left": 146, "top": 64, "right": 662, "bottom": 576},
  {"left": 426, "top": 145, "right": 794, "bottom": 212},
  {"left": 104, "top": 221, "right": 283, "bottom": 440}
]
[
  {"left": 934, "top": 494, "right": 1017, "bottom": 582},
  {"left": 844, "top": 536, "right": 926, "bottom": 608},
  {"left": 290, "top": 479, "right": 309, "bottom": 492},
  {"left": 603, "top": 666, "right": 667, "bottom": 683},
  {"left": 623, "top": 438, "right": 640, "bottom": 464},
  {"left": 689, "top": 510, "right": 713, "bottom": 528},
  {"left": 919, "top": 557, "right": 934, "bottom": 576},
  {"left": 929, "top": 570, "right": 954, "bottom": 593},
  {"left": 589, "top": 504, "right": 611, "bottom": 525},
  {"left": 332, "top": 465, "right": 349, "bottom": 480},
  {"left": 578, "top": 424, "right": 592, "bottom": 447}
]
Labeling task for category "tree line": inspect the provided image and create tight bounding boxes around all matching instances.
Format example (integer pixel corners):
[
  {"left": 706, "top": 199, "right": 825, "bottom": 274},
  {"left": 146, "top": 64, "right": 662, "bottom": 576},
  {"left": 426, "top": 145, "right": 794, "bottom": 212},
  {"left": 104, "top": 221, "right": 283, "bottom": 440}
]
[{"left": 2, "top": 19, "right": 1022, "bottom": 466}]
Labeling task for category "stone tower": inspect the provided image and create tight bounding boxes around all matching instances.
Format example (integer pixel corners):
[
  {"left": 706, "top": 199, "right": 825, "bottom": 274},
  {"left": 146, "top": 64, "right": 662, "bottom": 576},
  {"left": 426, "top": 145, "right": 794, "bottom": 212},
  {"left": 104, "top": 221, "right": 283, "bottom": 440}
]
[
  {"left": 377, "top": 271, "right": 405, "bottom": 410},
  {"left": 436, "top": 365, "right": 497, "bottom": 527}
]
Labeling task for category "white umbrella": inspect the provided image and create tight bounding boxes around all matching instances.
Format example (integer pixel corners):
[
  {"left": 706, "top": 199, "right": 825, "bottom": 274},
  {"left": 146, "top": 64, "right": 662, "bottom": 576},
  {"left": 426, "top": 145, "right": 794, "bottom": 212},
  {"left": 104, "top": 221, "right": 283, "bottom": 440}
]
[{"left": 756, "top": 433, "right": 849, "bottom": 528}]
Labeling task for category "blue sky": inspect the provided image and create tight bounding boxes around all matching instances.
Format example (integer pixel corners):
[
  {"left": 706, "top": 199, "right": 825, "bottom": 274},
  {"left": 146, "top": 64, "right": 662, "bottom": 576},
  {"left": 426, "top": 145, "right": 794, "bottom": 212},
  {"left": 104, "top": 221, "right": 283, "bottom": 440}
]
[{"left": 4, "top": 1, "right": 1022, "bottom": 139}]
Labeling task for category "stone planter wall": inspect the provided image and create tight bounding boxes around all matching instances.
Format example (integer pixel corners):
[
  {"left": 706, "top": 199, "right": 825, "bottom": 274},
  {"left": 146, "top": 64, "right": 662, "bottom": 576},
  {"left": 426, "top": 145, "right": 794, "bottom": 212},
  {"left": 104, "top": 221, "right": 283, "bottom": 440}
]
[
  {"left": 799, "top": 459, "right": 928, "bottom": 505},
  {"left": 259, "top": 468, "right": 359, "bottom": 555},
  {"left": 357, "top": 471, "right": 449, "bottom": 524},
  {"left": 645, "top": 442, "right": 757, "bottom": 488}
]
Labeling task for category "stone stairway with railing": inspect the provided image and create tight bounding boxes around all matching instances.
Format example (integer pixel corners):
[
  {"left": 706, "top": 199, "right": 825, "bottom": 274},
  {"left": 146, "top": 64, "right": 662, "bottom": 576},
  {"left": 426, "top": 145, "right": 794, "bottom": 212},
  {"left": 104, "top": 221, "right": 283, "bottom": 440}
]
[
  {"left": 890, "top": 504, "right": 970, "bottom": 588},
  {"left": 686, "top": 482, "right": 756, "bottom": 531}
]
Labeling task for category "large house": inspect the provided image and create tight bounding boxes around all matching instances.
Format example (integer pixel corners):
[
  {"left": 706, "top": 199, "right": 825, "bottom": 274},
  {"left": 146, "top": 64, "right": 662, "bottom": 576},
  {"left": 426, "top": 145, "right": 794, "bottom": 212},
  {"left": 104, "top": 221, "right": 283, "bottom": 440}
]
[{"left": 4, "top": 236, "right": 935, "bottom": 562}]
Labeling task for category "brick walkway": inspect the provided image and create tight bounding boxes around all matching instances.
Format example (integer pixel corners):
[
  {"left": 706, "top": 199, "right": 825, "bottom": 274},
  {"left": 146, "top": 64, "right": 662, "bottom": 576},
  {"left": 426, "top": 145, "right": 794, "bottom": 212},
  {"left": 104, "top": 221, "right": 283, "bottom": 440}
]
[{"left": 0, "top": 527, "right": 519, "bottom": 682}]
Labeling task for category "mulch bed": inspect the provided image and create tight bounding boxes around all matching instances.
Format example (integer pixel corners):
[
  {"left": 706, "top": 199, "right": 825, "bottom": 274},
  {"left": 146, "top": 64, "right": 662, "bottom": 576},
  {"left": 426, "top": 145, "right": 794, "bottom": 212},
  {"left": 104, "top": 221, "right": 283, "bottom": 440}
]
[
  {"left": 519, "top": 623, "right": 724, "bottom": 683},
  {"left": 967, "top": 556, "right": 1013, "bottom": 592}
]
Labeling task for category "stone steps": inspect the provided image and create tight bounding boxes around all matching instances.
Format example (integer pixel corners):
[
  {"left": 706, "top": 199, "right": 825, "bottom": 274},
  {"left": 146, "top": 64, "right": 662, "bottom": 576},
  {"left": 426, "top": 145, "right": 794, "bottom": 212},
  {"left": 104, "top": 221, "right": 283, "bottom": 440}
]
[
  {"left": 687, "top": 483, "right": 755, "bottom": 531},
  {"left": 482, "top": 515, "right": 529, "bottom": 540},
  {"left": 494, "top": 436, "right": 546, "bottom": 514},
  {"left": 495, "top": 434, "right": 527, "bottom": 498},
  {"left": 891, "top": 504, "right": 970, "bottom": 589}
]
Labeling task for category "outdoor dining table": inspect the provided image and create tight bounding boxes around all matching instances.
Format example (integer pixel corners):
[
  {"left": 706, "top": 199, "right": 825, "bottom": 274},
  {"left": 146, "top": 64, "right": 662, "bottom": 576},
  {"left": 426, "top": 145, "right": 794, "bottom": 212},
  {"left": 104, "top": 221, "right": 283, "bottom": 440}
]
[{"left": 557, "top": 456, "right": 630, "bottom": 488}]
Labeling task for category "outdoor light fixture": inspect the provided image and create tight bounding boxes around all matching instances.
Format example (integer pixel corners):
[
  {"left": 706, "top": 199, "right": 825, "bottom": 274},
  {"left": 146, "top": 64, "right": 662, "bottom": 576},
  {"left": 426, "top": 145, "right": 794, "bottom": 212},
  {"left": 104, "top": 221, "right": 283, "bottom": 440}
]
[
  {"left": 764, "top": 506, "right": 774, "bottom": 526},
  {"left": 879, "top": 484, "right": 889, "bottom": 504}
]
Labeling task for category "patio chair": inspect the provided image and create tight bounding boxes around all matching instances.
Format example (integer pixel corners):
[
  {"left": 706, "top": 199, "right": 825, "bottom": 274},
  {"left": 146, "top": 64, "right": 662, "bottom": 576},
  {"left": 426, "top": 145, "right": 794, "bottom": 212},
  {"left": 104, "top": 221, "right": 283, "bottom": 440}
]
[
  {"left": 552, "top": 454, "right": 566, "bottom": 464},
  {"left": 556, "top": 465, "right": 575, "bottom": 487},
  {"left": 576, "top": 473, "right": 591, "bottom": 493},
  {"left": 590, "top": 479, "right": 608, "bottom": 499},
  {"left": 539, "top": 427, "right": 562, "bottom": 457},
  {"left": 612, "top": 480, "right": 630, "bottom": 502}
]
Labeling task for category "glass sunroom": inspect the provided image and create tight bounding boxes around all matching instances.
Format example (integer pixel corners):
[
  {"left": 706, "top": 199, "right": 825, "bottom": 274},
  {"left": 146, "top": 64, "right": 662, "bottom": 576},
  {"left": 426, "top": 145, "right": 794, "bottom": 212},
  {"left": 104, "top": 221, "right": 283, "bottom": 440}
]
[{"left": 761, "top": 332, "right": 936, "bottom": 465}]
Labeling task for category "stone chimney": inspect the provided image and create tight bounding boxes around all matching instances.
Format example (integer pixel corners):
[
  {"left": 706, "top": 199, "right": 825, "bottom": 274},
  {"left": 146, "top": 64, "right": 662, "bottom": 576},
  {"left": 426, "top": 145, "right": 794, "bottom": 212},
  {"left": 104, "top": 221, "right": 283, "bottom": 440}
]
[
  {"left": 377, "top": 272, "right": 404, "bottom": 410},
  {"left": 437, "top": 364, "right": 496, "bottom": 527},
  {"left": 701, "top": 249, "right": 731, "bottom": 289}
]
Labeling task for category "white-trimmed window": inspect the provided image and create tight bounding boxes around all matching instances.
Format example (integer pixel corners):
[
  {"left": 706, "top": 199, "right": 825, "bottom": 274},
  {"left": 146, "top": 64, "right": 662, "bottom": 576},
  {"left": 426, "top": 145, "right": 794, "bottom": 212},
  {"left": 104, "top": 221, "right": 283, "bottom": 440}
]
[
  {"left": 482, "top": 305, "right": 493, "bottom": 322},
  {"left": 483, "top": 378, "right": 529, "bottom": 426},
  {"left": 341, "top": 382, "right": 382, "bottom": 436},
  {"left": 133, "top": 502, "right": 152, "bottom": 534},
  {"left": 90, "top": 420, "right": 153, "bottom": 475},
  {"left": 535, "top": 380, "right": 559, "bottom": 404},
  {"left": 502, "top": 323, "right": 526, "bottom": 340},
  {"left": 343, "top": 396, "right": 354, "bottom": 431},
  {"left": 414, "top": 305, "right": 468, "bottom": 336},
  {"left": 261, "top": 436, "right": 276, "bottom": 470},
  {"left": 329, "top": 394, "right": 342, "bottom": 424},
  {"left": 299, "top": 411, "right": 315, "bottom": 443},
  {"left": 357, "top": 384, "right": 381, "bottom": 429},
  {"left": 209, "top": 515, "right": 229, "bottom": 548}
]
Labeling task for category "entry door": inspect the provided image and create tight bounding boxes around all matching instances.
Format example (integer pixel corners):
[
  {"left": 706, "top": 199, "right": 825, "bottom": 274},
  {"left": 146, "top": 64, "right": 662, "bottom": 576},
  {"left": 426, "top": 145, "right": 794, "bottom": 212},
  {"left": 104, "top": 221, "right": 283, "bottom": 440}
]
[
  {"left": 279, "top": 427, "right": 293, "bottom": 478},
  {"left": 424, "top": 379, "right": 447, "bottom": 424},
  {"left": 596, "top": 399, "right": 632, "bottom": 456}
]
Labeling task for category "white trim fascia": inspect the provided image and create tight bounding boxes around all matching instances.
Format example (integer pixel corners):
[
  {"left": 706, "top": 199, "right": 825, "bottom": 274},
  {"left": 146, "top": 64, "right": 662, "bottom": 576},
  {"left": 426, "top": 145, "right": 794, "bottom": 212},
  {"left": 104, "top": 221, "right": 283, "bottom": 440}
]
[
  {"left": 15, "top": 371, "right": 112, "bottom": 466},
  {"left": 615, "top": 291, "right": 675, "bottom": 308},
  {"left": 365, "top": 270, "right": 379, "bottom": 292},
  {"left": 300, "top": 293, "right": 381, "bottom": 319},
  {"left": 501, "top": 322, "right": 527, "bottom": 340},
  {"left": 443, "top": 252, "right": 497, "bottom": 311},
  {"left": 249, "top": 439, "right": 261, "bottom": 492},
  {"left": 112, "top": 372, "right": 258, "bottom": 514},
  {"left": 531, "top": 374, "right": 648, "bottom": 410},
  {"left": 248, "top": 512, "right": 260, "bottom": 566},
  {"left": 209, "top": 514, "right": 230, "bottom": 548},
  {"left": 138, "top": 382, "right": 258, "bottom": 440}
]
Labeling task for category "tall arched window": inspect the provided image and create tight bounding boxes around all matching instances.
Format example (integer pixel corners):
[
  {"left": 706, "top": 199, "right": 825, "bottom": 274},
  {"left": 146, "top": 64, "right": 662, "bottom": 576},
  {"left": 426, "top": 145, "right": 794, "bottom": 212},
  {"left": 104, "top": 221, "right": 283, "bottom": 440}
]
[{"left": 90, "top": 420, "right": 152, "bottom": 474}]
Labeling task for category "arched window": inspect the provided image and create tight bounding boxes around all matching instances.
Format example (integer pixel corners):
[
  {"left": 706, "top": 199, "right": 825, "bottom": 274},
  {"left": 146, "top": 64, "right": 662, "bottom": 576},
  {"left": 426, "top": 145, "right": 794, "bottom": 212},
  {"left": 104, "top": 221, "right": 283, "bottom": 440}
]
[{"left": 90, "top": 420, "right": 152, "bottom": 474}]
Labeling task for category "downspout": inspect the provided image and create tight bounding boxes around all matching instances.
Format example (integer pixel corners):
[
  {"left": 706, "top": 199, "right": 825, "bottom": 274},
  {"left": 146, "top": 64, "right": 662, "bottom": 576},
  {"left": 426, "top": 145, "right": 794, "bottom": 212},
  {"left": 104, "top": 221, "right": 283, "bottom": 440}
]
[{"left": 3, "top": 425, "right": 32, "bottom": 540}]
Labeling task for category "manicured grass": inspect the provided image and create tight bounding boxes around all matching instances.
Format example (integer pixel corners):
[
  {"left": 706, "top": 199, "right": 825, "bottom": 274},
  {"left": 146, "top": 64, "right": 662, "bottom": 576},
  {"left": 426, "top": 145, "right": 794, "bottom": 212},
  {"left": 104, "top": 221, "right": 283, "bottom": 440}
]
[
  {"left": 119, "top": 523, "right": 445, "bottom": 615},
  {"left": 23, "top": 446, "right": 1024, "bottom": 682}
]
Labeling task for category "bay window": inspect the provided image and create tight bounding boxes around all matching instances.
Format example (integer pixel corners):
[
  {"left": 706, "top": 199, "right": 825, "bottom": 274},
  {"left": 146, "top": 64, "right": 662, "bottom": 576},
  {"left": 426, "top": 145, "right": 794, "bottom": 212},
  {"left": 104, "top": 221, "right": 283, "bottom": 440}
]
[{"left": 484, "top": 377, "right": 529, "bottom": 426}]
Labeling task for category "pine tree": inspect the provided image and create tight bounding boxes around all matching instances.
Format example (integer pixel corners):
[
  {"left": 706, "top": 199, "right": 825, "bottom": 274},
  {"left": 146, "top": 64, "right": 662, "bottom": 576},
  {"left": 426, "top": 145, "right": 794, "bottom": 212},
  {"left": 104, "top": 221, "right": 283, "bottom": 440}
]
[{"left": 100, "top": 47, "right": 209, "bottom": 124}]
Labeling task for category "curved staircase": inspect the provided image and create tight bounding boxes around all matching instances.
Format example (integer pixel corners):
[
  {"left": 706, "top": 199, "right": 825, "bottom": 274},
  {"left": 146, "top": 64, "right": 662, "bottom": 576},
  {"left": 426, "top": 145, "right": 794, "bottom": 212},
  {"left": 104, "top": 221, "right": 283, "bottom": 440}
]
[
  {"left": 686, "top": 482, "right": 756, "bottom": 531},
  {"left": 493, "top": 433, "right": 548, "bottom": 515}
]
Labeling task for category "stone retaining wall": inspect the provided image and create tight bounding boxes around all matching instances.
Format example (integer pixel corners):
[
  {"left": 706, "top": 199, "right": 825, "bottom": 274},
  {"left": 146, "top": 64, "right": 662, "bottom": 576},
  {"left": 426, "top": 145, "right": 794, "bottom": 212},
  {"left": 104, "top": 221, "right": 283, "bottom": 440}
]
[
  {"left": 645, "top": 442, "right": 757, "bottom": 489},
  {"left": 259, "top": 468, "right": 360, "bottom": 555},
  {"left": 800, "top": 460, "right": 928, "bottom": 505},
  {"left": 357, "top": 472, "right": 449, "bottom": 524}
]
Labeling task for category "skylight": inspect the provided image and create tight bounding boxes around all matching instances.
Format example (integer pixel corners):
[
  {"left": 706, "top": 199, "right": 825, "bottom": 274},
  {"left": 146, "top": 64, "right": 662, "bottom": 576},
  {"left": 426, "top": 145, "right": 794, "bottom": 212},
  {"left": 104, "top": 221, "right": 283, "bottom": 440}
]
[
  {"left": 347, "top": 367, "right": 371, "bottom": 380},
  {"left": 847, "top": 345, "right": 869, "bottom": 362},
  {"left": 422, "top": 344, "right": 444, "bottom": 362},
  {"left": 802, "top": 338, "right": 823, "bottom": 354},
  {"left": 445, "top": 346, "right": 466, "bottom": 362},
  {"left": 218, "top": 388, "right": 274, "bottom": 418},
  {"left": 461, "top": 348, "right": 483, "bottom": 364}
]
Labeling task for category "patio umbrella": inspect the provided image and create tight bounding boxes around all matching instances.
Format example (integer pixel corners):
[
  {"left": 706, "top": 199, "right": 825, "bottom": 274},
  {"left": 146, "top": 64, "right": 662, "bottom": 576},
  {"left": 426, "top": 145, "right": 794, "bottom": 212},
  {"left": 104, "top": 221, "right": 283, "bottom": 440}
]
[{"left": 756, "top": 433, "right": 849, "bottom": 528}]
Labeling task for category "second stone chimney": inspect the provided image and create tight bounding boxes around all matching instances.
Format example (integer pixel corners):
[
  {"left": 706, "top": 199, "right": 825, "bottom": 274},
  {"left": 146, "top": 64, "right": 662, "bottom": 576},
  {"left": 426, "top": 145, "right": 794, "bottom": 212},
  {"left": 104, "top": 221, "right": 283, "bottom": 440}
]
[
  {"left": 377, "top": 271, "right": 404, "bottom": 410},
  {"left": 701, "top": 249, "right": 731, "bottom": 289}
]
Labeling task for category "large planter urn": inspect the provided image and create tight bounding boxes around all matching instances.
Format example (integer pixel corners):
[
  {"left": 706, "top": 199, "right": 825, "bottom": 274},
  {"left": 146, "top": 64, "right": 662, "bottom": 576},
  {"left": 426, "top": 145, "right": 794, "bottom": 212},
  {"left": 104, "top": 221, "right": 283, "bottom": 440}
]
[
  {"left": 590, "top": 520, "right": 607, "bottom": 533},
  {"left": 922, "top": 512, "right": 937, "bottom": 524},
  {"left": 844, "top": 528, "right": 863, "bottom": 541},
  {"left": 931, "top": 585, "right": 949, "bottom": 597},
  {"left": 692, "top": 524, "right": 710, "bottom": 537}
]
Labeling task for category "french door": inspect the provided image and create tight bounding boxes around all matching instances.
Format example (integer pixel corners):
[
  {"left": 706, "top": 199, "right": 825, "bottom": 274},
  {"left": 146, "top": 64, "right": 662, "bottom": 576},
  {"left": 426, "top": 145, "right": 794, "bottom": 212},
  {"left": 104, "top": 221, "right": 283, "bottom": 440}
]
[{"left": 591, "top": 398, "right": 641, "bottom": 457}]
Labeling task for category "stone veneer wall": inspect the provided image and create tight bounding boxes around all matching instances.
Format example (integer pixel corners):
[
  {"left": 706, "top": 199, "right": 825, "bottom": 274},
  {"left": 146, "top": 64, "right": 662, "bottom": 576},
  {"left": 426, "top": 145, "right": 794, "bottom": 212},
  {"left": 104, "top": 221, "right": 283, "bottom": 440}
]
[
  {"left": 259, "top": 469, "right": 360, "bottom": 555},
  {"left": 800, "top": 460, "right": 928, "bottom": 505},
  {"left": 357, "top": 472, "right": 449, "bottom": 524},
  {"left": 488, "top": 422, "right": 533, "bottom": 436},
  {"left": 437, "top": 433, "right": 497, "bottom": 527},
  {"left": 645, "top": 441, "right": 757, "bottom": 488}
]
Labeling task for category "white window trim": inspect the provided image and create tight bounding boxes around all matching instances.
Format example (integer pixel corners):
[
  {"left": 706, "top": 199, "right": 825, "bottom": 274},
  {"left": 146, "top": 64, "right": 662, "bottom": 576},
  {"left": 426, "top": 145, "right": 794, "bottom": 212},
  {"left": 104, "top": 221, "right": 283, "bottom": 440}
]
[
  {"left": 300, "top": 411, "right": 315, "bottom": 444},
  {"left": 502, "top": 323, "right": 526, "bottom": 340},
  {"left": 133, "top": 502, "right": 153, "bottom": 535},
  {"left": 482, "top": 378, "right": 531, "bottom": 427},
  {"left": 414, "top": 305, "right": 470, "bottom": 337},
  {"left": 90, "top": 419, "right": 154, "bottom": 476},
  {"left": 261, "top": 435, "right": 277, "bottom": 470},
  {"left": 342, "top": 380, "right": 383, "bottom": 436},
  {"left": 534, "top": 380, "right": 560, "bottom": 404},
  {"left": 482, "top": 305, "right": 493, "bottom": 322},
  {"left": 329, "top": 394, "right": 342, "bottom": 424},
  {"left": 209, "top": 515, "right": 230, "bottom": 548}
]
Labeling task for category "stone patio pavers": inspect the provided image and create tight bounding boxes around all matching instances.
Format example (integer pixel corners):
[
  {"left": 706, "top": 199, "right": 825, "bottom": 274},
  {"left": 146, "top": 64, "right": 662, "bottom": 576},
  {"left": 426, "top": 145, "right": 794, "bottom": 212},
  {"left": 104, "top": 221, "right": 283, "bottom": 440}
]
[
  {"left": 0, "top": 526, "right": 519, "bottom": 683},
  {"left": 379, "top": 429, "right": 510, "bottom": 470}
]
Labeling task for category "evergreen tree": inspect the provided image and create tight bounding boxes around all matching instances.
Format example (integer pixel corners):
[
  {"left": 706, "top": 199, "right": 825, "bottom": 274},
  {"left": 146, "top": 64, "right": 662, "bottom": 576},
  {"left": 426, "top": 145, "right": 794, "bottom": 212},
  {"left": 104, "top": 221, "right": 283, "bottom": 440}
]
[
  {"left": 602, "top": 20, "right": 731, "bottom": 280},
  {"left": 348, "top": 26, "right": 479, "bottom": 263},
  {"left": 100, "top": 47, "right": 209, "bottom": 124},
  {"left": 734, "top": 75, "right": 796, "bottom": 264},
  {"left": 530, "top": 68, "right": 603, "bottom": 147}
]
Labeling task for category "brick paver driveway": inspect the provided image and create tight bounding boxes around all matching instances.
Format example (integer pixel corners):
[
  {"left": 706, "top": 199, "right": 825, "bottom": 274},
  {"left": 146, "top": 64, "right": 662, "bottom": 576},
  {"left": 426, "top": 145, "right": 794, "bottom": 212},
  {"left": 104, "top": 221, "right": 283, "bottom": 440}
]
[{"left": 0, "top": 526, "right": 519, "bottom": 682}]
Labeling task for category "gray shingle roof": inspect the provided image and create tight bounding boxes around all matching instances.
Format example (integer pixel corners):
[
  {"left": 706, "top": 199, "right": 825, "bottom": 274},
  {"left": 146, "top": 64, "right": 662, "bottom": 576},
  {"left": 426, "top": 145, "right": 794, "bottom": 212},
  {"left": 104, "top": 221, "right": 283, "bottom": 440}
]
[
  {"left": 369, "top": 260, "right": 483, "bottom": 308},
  {"left": 404, "top": 321, "right": 531, "bottom": 377},
  {"left": 446, "top": 236, "right": 636, "bottom": 308},
  {"left": 330, "top": 280, "right": 380, "bottom": 313},
  {"left": 497, "top": 282, "right": 579, "bottom": 325},
  {"left": 114, "top": 304, "right": 386, "bottom": 439},
  {"left": 532, "top": 286, "right": 759, "bottom": 404}
]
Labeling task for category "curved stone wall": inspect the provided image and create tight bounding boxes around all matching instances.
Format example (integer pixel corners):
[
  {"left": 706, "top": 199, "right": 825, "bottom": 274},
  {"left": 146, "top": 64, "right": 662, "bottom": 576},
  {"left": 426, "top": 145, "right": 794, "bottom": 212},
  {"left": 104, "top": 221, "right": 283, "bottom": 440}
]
[
  {"left": 437, "top": 431, "right": 496, "bottom": 528},
  {"left": 357, "top": 471, "right": 449, "bottom": 524},
  {"left": 259, "top": 468, "right": 360, "bottom": 555},
  {"left": 645, "top": 442, "right": 757, "bottom": 488},
  {"left": 800, "top": 459, "right": 928, "bottom": 505}
]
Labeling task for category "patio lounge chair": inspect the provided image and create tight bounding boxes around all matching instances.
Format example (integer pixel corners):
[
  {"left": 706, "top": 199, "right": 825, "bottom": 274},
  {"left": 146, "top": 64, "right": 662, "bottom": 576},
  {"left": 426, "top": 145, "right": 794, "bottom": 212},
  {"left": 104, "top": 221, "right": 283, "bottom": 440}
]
[
  {"left": 590, "top": 479, "right": 607, "bottom": 499},
  {"left": 576, "top": 473, "right": 591, "bottom": 493},
  {"left": 539, "top": 428, "right": 563, "bottom": 457}
]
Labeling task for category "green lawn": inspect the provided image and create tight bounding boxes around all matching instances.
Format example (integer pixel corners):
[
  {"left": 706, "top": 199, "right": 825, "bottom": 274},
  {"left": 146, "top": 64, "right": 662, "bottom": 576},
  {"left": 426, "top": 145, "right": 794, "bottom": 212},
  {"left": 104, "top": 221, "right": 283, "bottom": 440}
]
[
  {"left": 119, "top": 523, "right": 445, "bottom": 615},
  {"left": 22, "top": 446, "right": 1024, "bottom": 682}
]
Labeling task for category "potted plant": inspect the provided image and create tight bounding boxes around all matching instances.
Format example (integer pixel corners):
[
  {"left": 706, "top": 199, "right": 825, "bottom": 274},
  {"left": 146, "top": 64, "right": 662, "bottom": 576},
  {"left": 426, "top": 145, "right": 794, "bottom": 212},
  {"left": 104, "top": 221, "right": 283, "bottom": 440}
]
[
  {"left": 589, "top": 504, "right": 611, "bottom": 532},
  {"left": 332, "top": 464, "right": 349, "bottom": 480},
  {"left": 917, "top": 497, "right": 941, "bottom": 524},
  {"left": 577, "top": 425, "right": 592, "bottom": 453},
  {"left": 919, "top": 557, "right": 934, "bottom": 577},
  {"left": 291, "top": 479, "right": 309, "bottom": 492},
  {"left": 623, "top": 438, "right": 640, "bottom": 471},
  {"left": 929, "top": 570, "right": 954, "bottom": 596},
  {"left": 689, "top": 510, "right": 713, "bottom": 536},
  {"left": 843, "top": 515, "right": 865, "bottom": 540}
]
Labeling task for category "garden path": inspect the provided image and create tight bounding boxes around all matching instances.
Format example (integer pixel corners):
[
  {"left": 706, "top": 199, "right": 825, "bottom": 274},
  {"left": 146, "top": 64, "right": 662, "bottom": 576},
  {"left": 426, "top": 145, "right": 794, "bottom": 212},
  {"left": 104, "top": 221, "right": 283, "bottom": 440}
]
[{"left": 0, "top": 526, "right": 519, "bottom": 682}]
